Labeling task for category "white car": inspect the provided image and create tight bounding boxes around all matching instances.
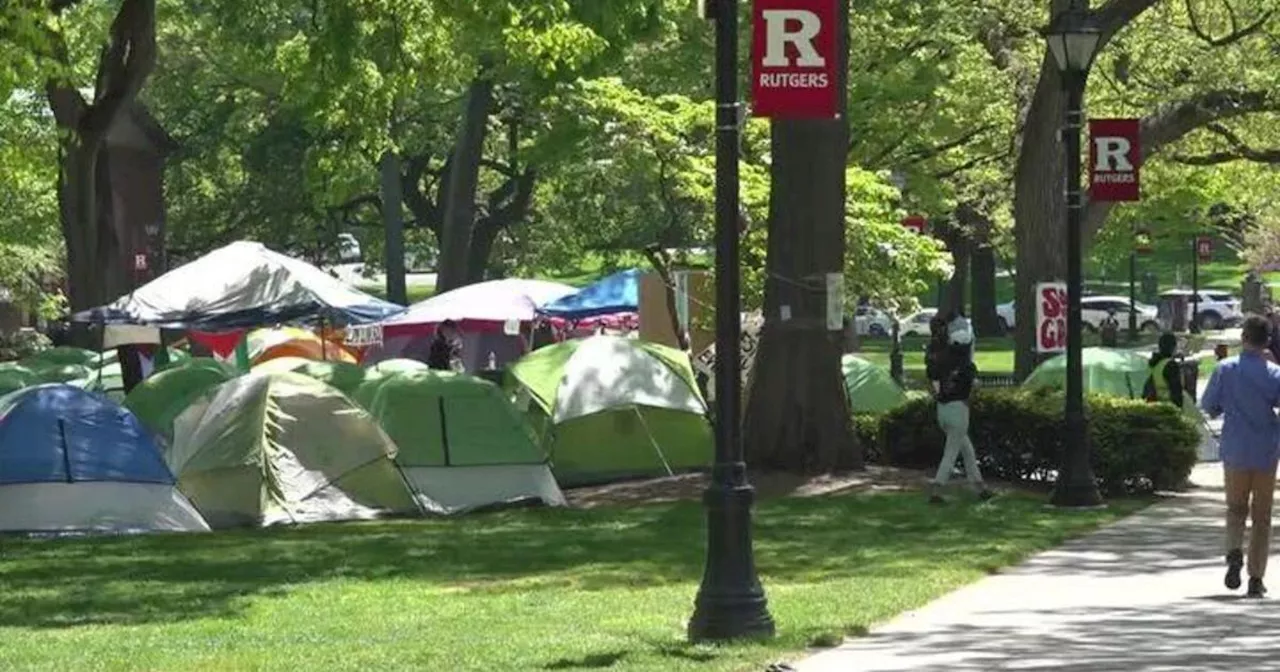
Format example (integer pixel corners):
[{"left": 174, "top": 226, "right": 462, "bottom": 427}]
[
  {"left": 899, "top": 308, "right": 938, "bottom": 337},
  {"left": 1158, "top": 289, "right": 1242, "bottom": 330},
  {"left": 996, "top": 301, "right": 1016, "bottom": 333},
  {"left": 853, "top": 306, "right": 893, "bottom": 337},
  {"left": 995, "top": 297, "right": 1158, "bottom": 332}
]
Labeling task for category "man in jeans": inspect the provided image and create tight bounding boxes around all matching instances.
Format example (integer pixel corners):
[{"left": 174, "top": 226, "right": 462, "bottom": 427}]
[{"left": 1200, "top": 315, "right": 1280, "bottom": 597}]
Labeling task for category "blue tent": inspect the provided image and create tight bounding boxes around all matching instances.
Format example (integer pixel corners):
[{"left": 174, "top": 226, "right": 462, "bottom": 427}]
[
  {"left": 0, "top": 385, "right": 174, "bottom": 485},
  {"left": 539, "top": 269, "right": 642, "bottom": 320}
]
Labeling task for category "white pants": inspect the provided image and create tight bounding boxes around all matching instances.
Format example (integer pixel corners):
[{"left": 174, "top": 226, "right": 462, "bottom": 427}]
[{"left": 933, "top": 401, "right": 985, "bottom": 488}]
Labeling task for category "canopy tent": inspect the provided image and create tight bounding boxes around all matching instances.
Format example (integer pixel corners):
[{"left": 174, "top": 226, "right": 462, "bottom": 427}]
[
  {"left": 539, "top": 269, "right": 640, "bottom": 320},
  {"left": 253, "top": 357, "right": 368, "bottom": 396},
  {"left": 168, "top": 371, "right": 424, "bottom": 528},
  {"left": 841, "top": 355, "right": 909, "bottom": 414},
  {"left": 245, "top": 327, "right": 357, "bottom": 365},
  {"left": 354, "top": 370, "right": 565, "bottom": 514},
  {"left": 508, "top": 335, "right": 712, "bottom": 486},
  {"left": 68, "top": 240, "right": 405, "bottom": 330},
  {"left": 1022, "top": 347, "right": 1151, "bottom": 398},
  {"left": 0, "top": 385, "right": 209, "bottom": 533},
  {"left": 124, "top": 358, "right": 238, "bottom": 442}
]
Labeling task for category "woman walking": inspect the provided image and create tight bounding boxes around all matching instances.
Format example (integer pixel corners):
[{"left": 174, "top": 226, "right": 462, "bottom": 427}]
[{"left": 926, "top": 316, "right": 993, "bottom": 504}]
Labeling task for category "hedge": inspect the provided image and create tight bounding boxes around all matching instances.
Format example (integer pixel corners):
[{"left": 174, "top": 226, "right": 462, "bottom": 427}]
[{"left": 859, "top": 388, "right": 1199, "bottom": 494}]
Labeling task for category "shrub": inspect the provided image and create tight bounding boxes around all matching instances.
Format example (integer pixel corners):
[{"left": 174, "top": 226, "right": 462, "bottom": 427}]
[
  {"left": 874, "top": 388, "right": 1199, "bottom": 494},
  {"left": 0, "top": 329, "right": 51, "bottom": 362}
]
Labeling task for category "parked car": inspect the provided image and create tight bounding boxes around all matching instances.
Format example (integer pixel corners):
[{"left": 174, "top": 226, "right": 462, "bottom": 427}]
[
  {"left": 1158, "top": 289, "right": 1242, "bottom": 330},
  {"left": 996, "top": 301, "right": 1016, "bottom": 333},
  {"left": 899, "top": 308, "right": 938, "bottom": 337},
  {"left": 853, "top": 306, "right": 893, "bottom": 337},
  {"left": 1080, "top": 295, "right": 1160, "bottom": 332}
]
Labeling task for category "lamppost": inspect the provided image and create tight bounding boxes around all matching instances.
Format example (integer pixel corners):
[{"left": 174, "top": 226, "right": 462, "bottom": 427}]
[
  {"left": 688, "top": 0, "right": 775, "bottom": 642},
  {"left": 1045, "top": 5, "right": 1105, "bottom": 508}
]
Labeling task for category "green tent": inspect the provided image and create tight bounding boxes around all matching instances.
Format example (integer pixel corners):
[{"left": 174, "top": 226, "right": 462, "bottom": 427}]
[
  {"left": 21, "top": 346, "right": 100, "bottom": 369},
  {"left": 367, "top": 358, "right": 431, "bottom": 377},
  {"left": 842, "top": 355, "right": 908, "bottom": 414},
  {"left": 354, "top": 370, "right": 565, "bottom": 514},
  {"left": 124, "top": 358, "right": 238, "bottom": 441},
  {"left": 1022, "top": 347, "right": 1151, "bottom": 398},
  {"left": 254, "top": 357, "right": 368, "bottom": 396},
  {"left": 30, "top": 363, "right": 94, "bottom": 386},
  {"left": 168, "top": 370, "right": 422, "bottom": 527},
  {"left": 508, "top": 335, "right": 712, "bottom": 487},
  {"left": 0, "top": 364, "right": 39, "bottom": 396}
]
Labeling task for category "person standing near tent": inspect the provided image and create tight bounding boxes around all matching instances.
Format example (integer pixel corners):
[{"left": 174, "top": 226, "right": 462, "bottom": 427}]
[
  {"left": 1144, "top": 333, "right": 1186, "bottom": 409},
  {"left": 426, "top": 320, "right": 463, "bottom": 372},
  {"left": 1200, "top": 315, "right": 1280, "bottom": 598},
  {"left": 925, "top": 318, "right": 993, "bottom": 504}
]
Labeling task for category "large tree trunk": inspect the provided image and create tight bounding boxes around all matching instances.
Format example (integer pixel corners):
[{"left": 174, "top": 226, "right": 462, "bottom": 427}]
[
  {"left": 743, "top": 0, "right": 856, "bottom": 472},
  {"left": 380, "top": 152, "right": 408, "bottom": 305},
  {"left": 437, "top": 74, "right": 495, "bottom": 292},
  {"left": 938, "top": 218, "right": 970, "bottom": 317},
  {"left": 970, "top": 213, "right": 1001, "bottom": 337}
]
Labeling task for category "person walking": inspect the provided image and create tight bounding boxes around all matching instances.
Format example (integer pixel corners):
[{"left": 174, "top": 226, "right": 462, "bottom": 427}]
[
  {"left": 1200, "top": 315, "right": 1280, "bottom": 598},
  {"left": 1144, "top": 332, "right": 1186, "bottom": 409},
  {"left": 925, "top": 318, "right": 993, "bottom": 504}
]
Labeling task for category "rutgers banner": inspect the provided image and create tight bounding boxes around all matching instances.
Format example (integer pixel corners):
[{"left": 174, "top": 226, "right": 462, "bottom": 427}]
[
  {"left": 1089, "top": 119, "right": 1142, "bottom": 202},
  {"left": 751, "top": 0, "right": 838, "bottom": 118}
]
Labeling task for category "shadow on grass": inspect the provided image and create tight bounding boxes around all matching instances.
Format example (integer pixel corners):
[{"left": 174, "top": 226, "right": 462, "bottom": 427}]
[{"left": 0, "top": 491, "right": 1141, "bottom": 630}]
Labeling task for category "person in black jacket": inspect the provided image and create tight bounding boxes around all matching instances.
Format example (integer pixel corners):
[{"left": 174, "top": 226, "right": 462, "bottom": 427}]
[
  {"left": 926, "top": 322, "right": 993, "bottom": 504},
  {"left": 426, "top": 320, "right": 462, "bottom": 371}
]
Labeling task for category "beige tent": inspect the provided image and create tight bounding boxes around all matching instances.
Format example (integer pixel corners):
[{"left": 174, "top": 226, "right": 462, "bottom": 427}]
[{"left": 168, "top": 371, "right": 425, "bottom": 528}]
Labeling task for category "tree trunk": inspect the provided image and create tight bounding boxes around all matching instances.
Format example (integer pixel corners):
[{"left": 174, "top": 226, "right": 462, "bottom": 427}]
[
  {"left": 970, "top": 215, "right": 1001, "bottom": 337},
  {"left": 59, "top": 144, "right": 103, "bottom": 311},
  {"left": 1013, "top": 56, "right": 1067, "bottom": 378},
  {"left": 380, "top": 151, "right": 408, "bottom": 305},
  {"left": 464, "top": 220, "right": 501, "bottom": 284},
  {"left": 436, "top": 74, "right": 495, "bottom": 292},
  {"left": 939, "top": 219, "right": 970, "bottom": 317}
]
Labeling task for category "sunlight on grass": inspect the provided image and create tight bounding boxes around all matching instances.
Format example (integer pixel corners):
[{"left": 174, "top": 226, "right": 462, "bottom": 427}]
[{"left": 0, "top": 491, "right": 1145, "bottom": 671}]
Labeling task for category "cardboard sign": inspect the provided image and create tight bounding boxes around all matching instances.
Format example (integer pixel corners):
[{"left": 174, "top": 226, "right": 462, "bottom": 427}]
[
  {"left": 344, "top": 324, "right": 383, "bottom": 347},
  {"left": 1089, "top": 119, "right": 1142, "bottom": 202},
  {"left": 1036, "top": 283, "right": 1068, "bottom": 354},
  {"left": 751, "top": 0, "right": 838, "bottom": 118},
  {"left": 1196, "top": 236, "right": 1213, "bottom": 262}
]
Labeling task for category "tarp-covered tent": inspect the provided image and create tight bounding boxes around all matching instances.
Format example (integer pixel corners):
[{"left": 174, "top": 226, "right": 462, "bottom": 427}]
[
  {"left": 539, "top": 269, "right": 640, "bottom": 320},
  {"left": 508, "top": 335, "right": 712, "bottom": 486},
  {"left": 0, "top": 385, "right": 209, "bottom": 533},
  {"left": 124, "top": 358, "right": 238, "bottom": 442},
  {"left": 68, "top": 240, "right": 405, "bottom": 329},
  {"left": 254, "top": 356, "right": 368, "bottom": 395},
  {"left": 168, "top": 371, "right": 424, "bottom": 527},
  {"left": 1022, "top": 347, "right": 1151, "bottom": 398},
  {"left": 841, "top": 355, "right": 908, "bottom": 414},
  {"left": 354, "top": 370, "right": 565, "bottom": 514}
]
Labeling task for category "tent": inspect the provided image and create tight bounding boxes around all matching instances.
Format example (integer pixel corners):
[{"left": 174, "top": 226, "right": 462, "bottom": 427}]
[
  {"left": 68, "top": 240, "right": 405, "bottom": 329},
  {"left": 0, "top": 364, "right": 39, "bottom": 396},
  {"left": 367, "top": 358, "right": 431, "bottom": 377},
  {"left": 354, "top": 370, "right": 566, "bottom": 514},
  {"left": 124, "top": 358, "right": 238, "bottom": 442},
  {"left": 1022, "top": 347, "right": 1151, "bottom": 398},
  {"left": 246, "top": 327, "right": 357, "bottom": 365},
  {"left": 539, "top": 269, "right": 640, "bottom": 320},
  {"left": 508, "top": 335, "right": 712, "bottom": 486},
  {"left": 842, "top": 355, "right": 908, "bottom": 414},
  {"left": 254, "top": 357, "right": 368, "bottom": 396},
  {"left": 168, "top": 371, "right": 424, "bottom": 527},
  {"left": 0, "top": 385, "right": 209, "bottom": 533}
]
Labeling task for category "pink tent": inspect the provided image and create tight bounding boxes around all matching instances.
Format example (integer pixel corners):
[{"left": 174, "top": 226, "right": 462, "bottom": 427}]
[{"left": 380, "top": 279, "right": 577, "bottom": 337}]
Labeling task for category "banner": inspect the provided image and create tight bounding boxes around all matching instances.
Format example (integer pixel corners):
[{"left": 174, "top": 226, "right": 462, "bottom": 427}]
[
  {"left": 1036, "top": 283, "right": 1068, "bottom": 354},
  {"left": 344, "top": 324, "right": 384, "bottom": 347},
  {"left": 751, "top": 0, "right": 838, "bottom": 118},
  {"left": 1089, "top": 119, "right": 1142, "bottom": 202},
  {"left": 693, "top": 313, "right": 763, "bottom": 404}
]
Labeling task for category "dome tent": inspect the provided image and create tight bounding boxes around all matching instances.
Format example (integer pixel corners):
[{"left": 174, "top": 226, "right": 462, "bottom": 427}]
[
  {"left": 354, "top": 370, "right": 566, "bottom": 514},
  {"left": 1022, "top": 347, "right": 1150, "bottom": 398},
  {"left": 124, "top": 358, "right": 238, "bottom": 442},
  {"left": 841, "top": 355, "right": 908, "bottom": 415},
  {"left": 0, "top": 385, "right": 209, "bottom": 533},
  {"left": 508, "top": 335, "right": 712, "bottom": 487},
  {"left": 253, "top": 357, "right": 368, "bottom": 396},
  {"left": 168, "top": 371, "right": 425, "bottom": 528}
]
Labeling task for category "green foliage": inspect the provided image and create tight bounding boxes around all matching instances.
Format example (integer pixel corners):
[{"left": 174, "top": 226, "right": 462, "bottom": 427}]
[{"left": 874, "top": 389, "right": 1199, "bottom": 494}]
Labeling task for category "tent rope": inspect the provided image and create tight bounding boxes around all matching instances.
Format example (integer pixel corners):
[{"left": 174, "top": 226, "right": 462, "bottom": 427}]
[{"left": 633, "top": 406, "right": 674, "bottom": 478}]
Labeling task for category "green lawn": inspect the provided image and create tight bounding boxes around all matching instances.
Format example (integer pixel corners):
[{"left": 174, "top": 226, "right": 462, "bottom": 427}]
[{"left": 0, "top": 491, "right": 1143, "bottom": 671}]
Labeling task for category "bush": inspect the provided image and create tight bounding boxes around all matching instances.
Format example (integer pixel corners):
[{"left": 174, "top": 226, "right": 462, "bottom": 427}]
[
  {"left": 873, "top": 388, "right": 1199, "bottom": 494},
  {"left": 0, "top": 329, "right": 51, "bottom": 362}
]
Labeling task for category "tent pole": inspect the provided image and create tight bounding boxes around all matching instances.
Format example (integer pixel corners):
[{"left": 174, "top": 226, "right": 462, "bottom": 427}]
[{"left": 634, "top": 405, "right": 674, "bottom": 477}]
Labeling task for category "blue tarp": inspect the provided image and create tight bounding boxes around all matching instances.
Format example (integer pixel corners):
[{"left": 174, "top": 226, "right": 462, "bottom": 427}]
[
  {"left": 0, "top": 385, "right": 174, "bottom": 485},
  {"left": 539, "top": 269, "right": 642, "bottom": 320},
  {"left": 68, "top": 241, "right": 405, "bottom": 330}
]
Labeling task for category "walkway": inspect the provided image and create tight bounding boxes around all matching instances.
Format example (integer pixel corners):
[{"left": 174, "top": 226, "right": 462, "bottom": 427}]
[{"left": 793, "top": 463, "right": 1277, "bottom": 672}]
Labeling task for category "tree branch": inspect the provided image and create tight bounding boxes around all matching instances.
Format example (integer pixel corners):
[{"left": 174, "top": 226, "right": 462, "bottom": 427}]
[
  {"left": 1169, "top": 122, "right": 1280, "bottom": 164},
  {"left": 1185, "top": 0, "right": 1272, "bottom": 47}
]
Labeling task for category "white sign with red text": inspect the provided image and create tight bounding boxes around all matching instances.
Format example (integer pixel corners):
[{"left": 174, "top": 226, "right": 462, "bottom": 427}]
[{"left": 1036, "top": 282, "right": 1068, "bottom": 354}]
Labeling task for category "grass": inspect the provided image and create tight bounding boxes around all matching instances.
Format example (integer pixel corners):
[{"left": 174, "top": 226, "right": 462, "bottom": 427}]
[{"left": 0, "top": 490, "right": 1145, "bottom": 671}]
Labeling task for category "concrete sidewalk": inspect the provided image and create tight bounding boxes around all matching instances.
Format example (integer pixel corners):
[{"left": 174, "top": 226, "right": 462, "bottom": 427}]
[{"left": 794, "top": 463, "right": 1279, "bottom": 672}]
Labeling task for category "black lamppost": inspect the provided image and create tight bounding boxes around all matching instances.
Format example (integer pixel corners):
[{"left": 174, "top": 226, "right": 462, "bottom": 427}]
[
  {"left": 688, "top": 0, "right": 775, "bottom": 642},
  {"left": 1045, "top": 5, "right": 1105, "bottom": 508}
]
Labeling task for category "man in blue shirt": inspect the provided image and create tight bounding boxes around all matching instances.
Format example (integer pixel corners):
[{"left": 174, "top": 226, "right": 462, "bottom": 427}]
[{"left": 1201, "top": 315, "right": 1280, "bottom": 598}]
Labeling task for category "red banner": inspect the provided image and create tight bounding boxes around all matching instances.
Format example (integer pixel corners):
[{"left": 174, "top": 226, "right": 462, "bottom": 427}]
[
  {"left": 1089, "top": 119, "right": 1142, "bottom": 202},
  {"left": 1196, "top": 236, "right": 1213, "bottom": 262},
  {"left": 751, "top": 0, "right": 838, "bottom": 119},
  {"left": 901, "top": 215, "right": 926, "bottom": 235}
]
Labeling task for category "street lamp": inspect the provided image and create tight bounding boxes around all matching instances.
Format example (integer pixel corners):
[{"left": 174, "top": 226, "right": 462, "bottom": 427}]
[
  {"left": 688, "top": 0, "right": 776, "bottom": 642},
  {"left": 1044, "top": 5, "right": 1105, "bottom": 508}
]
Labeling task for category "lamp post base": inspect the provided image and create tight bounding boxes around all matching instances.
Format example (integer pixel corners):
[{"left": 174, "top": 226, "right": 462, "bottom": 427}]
[{"left": 688, "top": 476, "right": 775, "bottom": 642}]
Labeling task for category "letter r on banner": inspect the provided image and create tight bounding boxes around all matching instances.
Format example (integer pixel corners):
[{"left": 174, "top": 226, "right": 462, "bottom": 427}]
[
  {"left": 760, "top": 10, "right": 825, "bottom": 67},
  {"left": 1093, "top": 137, "right": 1134, "bottom": 172}
]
